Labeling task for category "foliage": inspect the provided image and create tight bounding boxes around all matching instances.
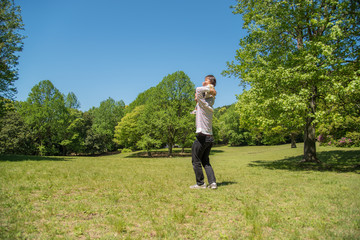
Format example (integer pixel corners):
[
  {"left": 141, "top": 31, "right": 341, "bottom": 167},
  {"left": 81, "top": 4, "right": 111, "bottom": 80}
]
[
  {"left": 0, "top": 98, "right": 15, "bottom": 117},
  {"left": 88, "top": 97, "right": 125, "bottom": 153},
  {"left": 65, "top": 92, "right": 81, "bottom": 109},
  {"left": 120, "top": 148, "right": 132, "bottom": 153},
  {"left": 236, "top": 89, "right": 304, "bottom": 147},
  {"left": 224, "top": 0, "right": 360, "bottom": 161},
  {"left": 214, "top": 104, "right": 252, "bottom": 146},
  {"left": 60, "top": 109, "right": 87, "bottom": 155},
  {"left": 0, "top": 108, "right": 34, "bottom": 154},
  {"left": 124, "top": 87, "right": 157, "bottom": 114},
  {"left": 136, "top": 134, "right": 162, "bottom": 157},
  {"left": 18, "top": 80, "right": 69, "bottom": 155},
  {"left": 149, "top": 71, "right": 195, "bottom": 156},
  {"left": 0, "top": 0, "right": 25, "bottom": 109},
  {"left": 114, "top": 105, "right": 144, "bottom": 150},
  {"left": 115, "top": 71, "right": 195, "bottom": 155}
]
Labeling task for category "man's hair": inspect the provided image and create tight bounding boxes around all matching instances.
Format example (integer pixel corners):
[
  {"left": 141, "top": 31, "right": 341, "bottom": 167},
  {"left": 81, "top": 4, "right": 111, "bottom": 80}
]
[{"left": 205, "top": 75, "right": 216, "bottom": 87}]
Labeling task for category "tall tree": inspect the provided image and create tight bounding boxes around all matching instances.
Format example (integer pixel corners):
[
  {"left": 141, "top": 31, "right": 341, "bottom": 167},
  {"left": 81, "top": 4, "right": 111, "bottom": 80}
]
[
  {"left": 152, "top": 71, "right": 195, "bottom": 156},
  {"left": 0, "top": 102, "right": 34, "bottom": 154},
  {"left": 65, "top": 92, "right": 81, "bottom": 109},
  {"left": 88, "top": 97, "right": 125, "bottom": 153},
  {"left": 236, "top": 88, "right": 303, "bottom": 147},
  {"left": 0, "top": 0, "right": 25, "bottom": 112},
  {"left": 214, "top": 104, "right": 253, "bottom": 146},
  {"left": 224, "top": 0, "right": 360, "bottom": 162},
  {"left": 114, "top": 105, "right": 144, "bottom": 150},
  {"left": 18, "top": 80, "right": 69, "bottom": 155}
]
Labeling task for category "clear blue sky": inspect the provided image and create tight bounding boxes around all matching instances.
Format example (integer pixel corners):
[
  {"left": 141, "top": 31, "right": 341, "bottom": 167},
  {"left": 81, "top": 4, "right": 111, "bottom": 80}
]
[{"left": 14, "top": 0, "right": 246, "bottom": 111}]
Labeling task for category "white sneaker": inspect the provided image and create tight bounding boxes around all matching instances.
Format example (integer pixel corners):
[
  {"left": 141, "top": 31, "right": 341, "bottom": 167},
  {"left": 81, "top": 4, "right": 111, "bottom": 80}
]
[
  {"left": 190, "top": 183, "right": 206, "bottom": 189},
  {"left": 208, "top": 182, "right": 217, "bottom": 189}
]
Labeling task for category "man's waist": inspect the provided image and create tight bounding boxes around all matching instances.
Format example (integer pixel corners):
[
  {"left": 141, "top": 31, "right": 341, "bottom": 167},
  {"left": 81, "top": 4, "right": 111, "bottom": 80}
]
[{"left": 197, "top": 132, "right": 212, "bottom": 137}]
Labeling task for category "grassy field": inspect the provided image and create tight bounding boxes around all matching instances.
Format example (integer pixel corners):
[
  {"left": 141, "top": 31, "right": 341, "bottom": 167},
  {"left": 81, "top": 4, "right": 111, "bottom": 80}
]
[{"left": 0, "top": 143, "right": 359, "bottom": 239}]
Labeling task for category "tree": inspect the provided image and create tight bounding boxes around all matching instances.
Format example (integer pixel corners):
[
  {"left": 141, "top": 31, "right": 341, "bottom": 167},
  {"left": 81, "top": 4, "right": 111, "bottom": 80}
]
[
  {"left": 124, "top": 87, "right": 158, "bottom": 114},
  {"left": 0, "top": 103, "right": 34, "bottom": 154},
  {"left": 224, "top": 0, "right": 360, "bottom": 162},
  {"left": 18, "top": 80, "right": 69, "bottom": 155},
  {"left": 136, "top": 134, "right": 162, "bottom": 157},
  {"left": 236, "top": 89, "right": 304, "bottom": 147},
  {"left": 65, "top": 92, "right": 81, "bottom": 109},
  {"left": 88, "top": 97, "right": 125, "bottom": 153},
  {"left": 60, "top": 108, "right": 87, "bottom": 155},
  {"left": 115, "top": 71, "right": 196, "bottom": 156},
  {"left": 0, "top": 0, "right": 25, "bottom": 112},
  {"left": 151, "top": 71, "right": 195, "bottom": 156},
  {"left": 114, "top": 105, "right": 144, "bottom": 150},
  {"left": 214, "top": 104, "right": 253, "bottom": 146}
]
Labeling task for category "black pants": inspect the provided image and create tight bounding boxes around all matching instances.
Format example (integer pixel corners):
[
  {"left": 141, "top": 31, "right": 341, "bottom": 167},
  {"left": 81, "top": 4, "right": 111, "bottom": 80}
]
[{"left": 192, "top": 133, "right": 216, "bottom": 185}]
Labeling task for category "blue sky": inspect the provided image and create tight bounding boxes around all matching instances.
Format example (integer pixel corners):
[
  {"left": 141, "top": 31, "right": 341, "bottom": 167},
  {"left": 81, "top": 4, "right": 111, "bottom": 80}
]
[{"left": 14, "top": 0, "right": 246, "bottom": 111}]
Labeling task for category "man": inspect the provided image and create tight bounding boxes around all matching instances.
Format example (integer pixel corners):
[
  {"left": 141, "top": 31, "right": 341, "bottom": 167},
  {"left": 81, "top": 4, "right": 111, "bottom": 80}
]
[{"left": 190, "top": 75, "right": 217, "bottom": 189}]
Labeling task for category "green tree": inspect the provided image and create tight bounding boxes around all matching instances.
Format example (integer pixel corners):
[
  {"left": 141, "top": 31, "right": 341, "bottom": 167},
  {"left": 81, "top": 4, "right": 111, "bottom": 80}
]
[
  {"left": 65, "top": 92, "right": 81, "bottom": 109},
  {"left": 0, "top": 103, "right": 34, "bottom": 154},
  {"left": 236, "top": 89, "right": 303, "bottom": 147},
  {"left": 214, "top": 104, "right": 251, "bottom": 146},
  {"left": 124, "top": 87, "right": 158, "bottom": 114},
  {"left": 60, "top": 108, "right": 87, "bottom": 155},
  {"left": 224, "top": 0, "right": 360, "bottom": 162},
  {"left": 18, "top": 80, "right": 69, "bottom": 155},
  {"left": 136, "top": 134, "right": 162, "bottom": 157},
  {"left": 115, "top": 71, "right": 196, "bottom": 156},
  {"left": 151, "top": 71, "right": 195, "bottom": 156},
  {"left": 88, "top": 97, "right": 125, "bottom": 153},
  {"left": 0, "top": 0, "right": 25, "bottom": 112},
  {"left": 114, "top": 105, "right": 144, "bottom": 150}
]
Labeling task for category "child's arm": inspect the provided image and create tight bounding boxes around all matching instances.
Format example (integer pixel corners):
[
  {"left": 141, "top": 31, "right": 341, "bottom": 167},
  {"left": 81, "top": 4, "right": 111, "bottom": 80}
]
[{"left": 209, "top": 85, "right": 217, "bottom": 97}]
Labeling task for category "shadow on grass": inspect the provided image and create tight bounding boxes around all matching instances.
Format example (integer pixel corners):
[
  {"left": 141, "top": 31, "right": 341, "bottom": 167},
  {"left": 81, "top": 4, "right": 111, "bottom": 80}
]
[
  {"left": 210, "top": 149, "right": 224, "bottom": 155},
  {"left": 126, "top": 149, "right": 224, "bottom": 158},
  {"left": 248, "top": 150, "right": 360, "bottom": 173},
  {"left": 217, "top": 181, "right": 237, "bottom": 187},
  {"left": 0, "top": 155, "right": 69, "bottom": 162}
]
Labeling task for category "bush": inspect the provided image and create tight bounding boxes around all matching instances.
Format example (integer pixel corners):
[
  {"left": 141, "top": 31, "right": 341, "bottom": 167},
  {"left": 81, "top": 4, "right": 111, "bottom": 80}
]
[
  {"left": 121, "top": 148, "right": 132, "bottom": 153},
  {"left": 345, "top": 132, "right": 360, "bottom": 147},
  {"left": 318, "top": 132, "right": 360, "bottom": 148},
  {"left": 334, "top": 137, "right": 353, "bottom": 147}
]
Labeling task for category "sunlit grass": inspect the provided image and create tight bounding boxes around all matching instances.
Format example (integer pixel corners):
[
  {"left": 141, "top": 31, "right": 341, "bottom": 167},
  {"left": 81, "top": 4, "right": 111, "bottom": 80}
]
[{"left": 1, "top": 144, "right": 359, "bottom": 239}]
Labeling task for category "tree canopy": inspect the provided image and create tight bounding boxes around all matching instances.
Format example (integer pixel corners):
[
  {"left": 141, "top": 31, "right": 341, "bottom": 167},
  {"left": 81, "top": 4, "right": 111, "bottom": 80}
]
[
  {"left": 0, "top": 0, "right": 25, "bottom": 112},
  {"left": 224, "top": 0, "right": 360, "bottom": 162}
]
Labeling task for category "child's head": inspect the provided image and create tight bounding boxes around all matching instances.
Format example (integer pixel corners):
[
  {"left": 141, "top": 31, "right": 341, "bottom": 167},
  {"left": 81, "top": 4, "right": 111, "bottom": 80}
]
[{"left": 204, "top": 75, "right": 216, "bottom": 87}]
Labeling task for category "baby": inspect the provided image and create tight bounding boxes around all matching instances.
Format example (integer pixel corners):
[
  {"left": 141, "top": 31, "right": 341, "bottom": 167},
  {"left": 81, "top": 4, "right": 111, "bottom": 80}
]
[{"left": 191, "top": 84, "right": 216, "bottom": 114}]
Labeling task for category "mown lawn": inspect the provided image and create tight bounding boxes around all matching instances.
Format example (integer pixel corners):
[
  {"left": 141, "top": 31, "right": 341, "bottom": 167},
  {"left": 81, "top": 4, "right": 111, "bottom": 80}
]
[{"left": 0, "top": 144, "right": 359, "bottom": 239}]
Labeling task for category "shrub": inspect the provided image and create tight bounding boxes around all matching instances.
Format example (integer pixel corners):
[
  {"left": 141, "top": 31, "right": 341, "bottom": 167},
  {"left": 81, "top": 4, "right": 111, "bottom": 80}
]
[
  {"left": 345, "top": 132, "right": 360, "bottom": 147},
  {"left": 334, "top": 137, "right": 353, "bottom": 147},
  {"left": 121, "top": 148, "right": 132, "bottom": 153},
  {"left": 320, "top": 132, "right": 360, "bottom": 148}
]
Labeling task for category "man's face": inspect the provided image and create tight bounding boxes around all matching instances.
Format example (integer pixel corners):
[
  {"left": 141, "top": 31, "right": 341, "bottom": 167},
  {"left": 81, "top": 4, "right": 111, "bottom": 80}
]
[{"left": 202, "top": 77, "right": 211, "bottom": 86}]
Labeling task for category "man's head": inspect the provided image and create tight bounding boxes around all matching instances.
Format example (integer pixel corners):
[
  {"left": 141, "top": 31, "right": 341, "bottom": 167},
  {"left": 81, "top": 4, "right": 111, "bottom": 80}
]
[{"left": 203, "top": 75, "right": 216, "bottom": 87}]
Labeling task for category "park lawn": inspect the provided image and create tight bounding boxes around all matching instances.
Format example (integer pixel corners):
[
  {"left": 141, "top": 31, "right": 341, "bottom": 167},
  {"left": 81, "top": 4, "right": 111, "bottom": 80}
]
[{"left": 0, "top": 144, "right": 359, "bottom": 239}]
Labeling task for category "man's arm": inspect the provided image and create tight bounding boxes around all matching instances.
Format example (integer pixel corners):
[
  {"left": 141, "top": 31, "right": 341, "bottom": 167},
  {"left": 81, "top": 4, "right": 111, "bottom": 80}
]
[{"left": 196, "top": 86, "right": 214, "bottom": 112}]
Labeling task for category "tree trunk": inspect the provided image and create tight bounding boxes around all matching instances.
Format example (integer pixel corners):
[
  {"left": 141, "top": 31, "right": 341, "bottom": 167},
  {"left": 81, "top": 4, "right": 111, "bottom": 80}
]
[
  {"left": 290, "top": 133, "right": 297, "bottom": 148},
  {"left": 147, "top": 150, "right": 152, "bottom": 157},
  {"left": 303, "top": 117, "right": 318, "bottom": 162},
  {"left": 302, "top": 87, "right": 320, "bottom": 163},
  {"left": 168, "top": 143, "right": 173, "bottom": 157}
]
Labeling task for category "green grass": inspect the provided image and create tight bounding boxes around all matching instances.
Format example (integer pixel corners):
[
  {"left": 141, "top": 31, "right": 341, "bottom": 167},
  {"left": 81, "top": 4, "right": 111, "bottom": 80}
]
[{"left": 1, "top": 144, "right": 359, "bottom": 239}]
